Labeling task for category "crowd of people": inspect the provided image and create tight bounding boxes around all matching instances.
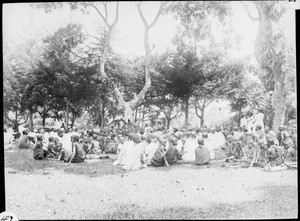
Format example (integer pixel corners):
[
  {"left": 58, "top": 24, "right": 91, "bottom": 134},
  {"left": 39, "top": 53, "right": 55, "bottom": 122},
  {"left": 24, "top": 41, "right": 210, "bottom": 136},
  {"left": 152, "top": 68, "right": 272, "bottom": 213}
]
[{"left": 4, "top": 112, "right": 297, "bottom": 172}]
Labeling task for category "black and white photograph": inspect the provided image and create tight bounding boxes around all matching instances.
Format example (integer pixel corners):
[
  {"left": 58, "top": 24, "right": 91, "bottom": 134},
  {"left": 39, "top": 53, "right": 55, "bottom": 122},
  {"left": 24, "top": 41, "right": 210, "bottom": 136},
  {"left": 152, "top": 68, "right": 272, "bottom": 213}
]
[{"left": 2, "top": 1, "right": 298, "bottom": 219}]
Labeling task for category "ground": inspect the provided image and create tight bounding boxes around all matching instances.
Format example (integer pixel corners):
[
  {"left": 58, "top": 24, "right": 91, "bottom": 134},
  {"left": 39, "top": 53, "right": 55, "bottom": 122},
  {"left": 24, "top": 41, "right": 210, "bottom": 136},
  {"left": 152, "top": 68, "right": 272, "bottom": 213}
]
[{"left": 4, "top": 149, "right": 298, "bottom": 219}]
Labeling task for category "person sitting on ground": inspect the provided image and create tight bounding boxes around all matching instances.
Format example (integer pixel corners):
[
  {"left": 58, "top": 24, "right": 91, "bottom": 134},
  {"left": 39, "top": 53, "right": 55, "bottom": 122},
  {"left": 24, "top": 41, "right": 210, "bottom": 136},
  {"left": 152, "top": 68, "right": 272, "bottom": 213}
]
[
  {"left": 83, "top": 137, "right": 92, "bottom": 154},
  {"left": 144, "top": 134, "right": 159, "bottom": 165},
  {"left": 233, "top": 126, "right": 243, "bottom": 141},
  {"left": 33, "top": 135, "right": 49, "bottom": 160},
  {"left": 18, "top": 130, "right": 35, "bottom": 149},
  {"left": 225, "top": 136, "right": 244, "bottom": 163},
  {"left": 265, "top": 126, "right": 278, "bottom": 144},
  {"left": 266, "top": 140, "right": 284, "bottom": 167},
  {"left": 151, "top": 137, "right": 169, "bottom": 167},
  {"left": 91, "top": 135, "right": 103, "bottom": 155},
  {"left": 123, "top": 133, "right": 143, "bottom": 170},
  {"left": 282, "top": 134, "right": 296, "bottom": 160},
  {"left": 4, "top": 128, "right": 15, "bottom": 149},
  {"left": 58, "top": 135, "right": 86, "bottom": 164},
  {"left": 47, "top": 137, "right": 58, "bottom": 158},
  {"left": 214, "top": 127, "right": 226, "bottom": 150},
  {"left": 182, "top": 131, "right": 197, "bottom": 162},
  {"left": 241, "top": 141, "right": 258, "bottom": 168},
  {"left": 195, "top": 137, "right": 210, "bottom": 165},
  {"left": 113, "top": 136, "right": 127, "bottom": 166},
  {"left": 165, "top": 136, "right": 184, "bottom": 165},
  {"left": 277, "top": 126, "right": 290, "bottom": 146},
  {"left": 175, "top": 132, "right": 185, "bottom": 152}
]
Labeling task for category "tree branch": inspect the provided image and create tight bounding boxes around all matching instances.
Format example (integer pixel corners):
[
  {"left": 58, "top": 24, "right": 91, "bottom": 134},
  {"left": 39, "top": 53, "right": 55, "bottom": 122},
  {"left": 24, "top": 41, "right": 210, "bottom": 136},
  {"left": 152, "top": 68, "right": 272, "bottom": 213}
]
[
  {"left": 241, "top": 2, "right": 259, "bottom": 21},
  {"left": 87, "top": 3, "right": 109, "bottom": 27},
  {"left": 149, "top": 2, "right": 166, "bottom": 29},
  {"left": 205, "top": 98, "right": 214, "bottom": 107}
]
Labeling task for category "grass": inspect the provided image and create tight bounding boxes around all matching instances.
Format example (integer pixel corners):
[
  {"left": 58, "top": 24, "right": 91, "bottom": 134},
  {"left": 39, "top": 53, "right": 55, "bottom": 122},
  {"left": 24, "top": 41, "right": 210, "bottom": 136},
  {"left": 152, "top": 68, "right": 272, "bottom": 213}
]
[
  {"left": 4, "top": 147, "right": 232, "bottom": 177},
  {"left": 88, "top": 185, "right": 298, "bottom": 219},
  {"left": 4, "top": 149, "right": 126, "bottom": 177}
]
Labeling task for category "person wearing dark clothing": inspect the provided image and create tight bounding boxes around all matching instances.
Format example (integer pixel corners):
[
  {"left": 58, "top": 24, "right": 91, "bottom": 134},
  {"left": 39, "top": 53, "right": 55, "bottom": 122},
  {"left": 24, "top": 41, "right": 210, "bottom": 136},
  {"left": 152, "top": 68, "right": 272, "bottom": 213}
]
[
  {"left": 165, "top": 137, "right": 183, "bottom": 165},
  {"left": 33, "top": 135, "right": 49, "bottom": 160}
]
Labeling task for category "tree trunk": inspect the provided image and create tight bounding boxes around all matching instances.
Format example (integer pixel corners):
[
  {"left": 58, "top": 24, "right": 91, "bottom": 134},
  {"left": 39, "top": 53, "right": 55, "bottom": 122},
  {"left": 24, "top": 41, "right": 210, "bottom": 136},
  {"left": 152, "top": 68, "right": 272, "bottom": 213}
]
[
  {"left": 14, "top": 112, "right": 19, "bottom": 132},
  {"left": 253, "top": 2, "right": 288, "bottom": 131},
  {"left": 272, "top": 80, "right": 287, "bottom": 131},
  {"left": 200, "top": 107, "right": 205, "bottom": 127},
  {"left": 141, "top": 105, "right": 145, "bottom": 130},
  {"left": 237, "top": 106, "right": 242, "bottom": 127},
  {"left": 66, "top": 100, "right": 69, "bottom": 130},
  {"left": 42, "top": 115, "right": 46, "bottom": 126},
  {"left": 28, "top": 110, "right": 34, "bottom": 131},
  {"left": 166, "top": 117, "right": 171, "bottom": 129},
  {"left": 184, "top": 96, "right": 189, "bottom": 128},
  {"left": 70, "top": 114, "right": 76, "bottom": 129}
]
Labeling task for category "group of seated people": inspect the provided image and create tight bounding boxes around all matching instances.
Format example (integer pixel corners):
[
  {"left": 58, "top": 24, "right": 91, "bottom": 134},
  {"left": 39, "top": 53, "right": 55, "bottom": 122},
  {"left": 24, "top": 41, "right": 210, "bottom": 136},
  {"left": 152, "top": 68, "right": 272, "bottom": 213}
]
[{"left": 5, "top": 122, "right": 297, "bottom": 171}]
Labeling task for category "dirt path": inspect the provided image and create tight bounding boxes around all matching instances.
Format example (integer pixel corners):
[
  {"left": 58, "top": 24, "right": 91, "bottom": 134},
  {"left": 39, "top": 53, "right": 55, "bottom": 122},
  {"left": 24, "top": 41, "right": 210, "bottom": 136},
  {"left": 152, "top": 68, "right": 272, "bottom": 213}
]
[{"left": 5, "top": 166, "right": 298, "bottom": 219}]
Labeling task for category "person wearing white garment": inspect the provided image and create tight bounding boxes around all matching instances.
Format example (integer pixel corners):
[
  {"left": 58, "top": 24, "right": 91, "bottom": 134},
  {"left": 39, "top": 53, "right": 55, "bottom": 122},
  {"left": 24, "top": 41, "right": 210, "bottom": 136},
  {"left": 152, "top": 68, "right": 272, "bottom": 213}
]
[
  {"left": 122, "top": 133, "right": 143, "bottom": 170},
  {"left": 182, "top": 131, "right": 197, "bottom": 162},
  {"left": 144, "top": 135, "right": 159, "bottom": 165},
  {"left": 253, "top": 109, "right": 265, "bottom": 134},
  {"left": 113, "top": 136, "right": 127, "bottom": 166},
  {"left": 240, "top": 114, "right": 248, "bottom": 131}
]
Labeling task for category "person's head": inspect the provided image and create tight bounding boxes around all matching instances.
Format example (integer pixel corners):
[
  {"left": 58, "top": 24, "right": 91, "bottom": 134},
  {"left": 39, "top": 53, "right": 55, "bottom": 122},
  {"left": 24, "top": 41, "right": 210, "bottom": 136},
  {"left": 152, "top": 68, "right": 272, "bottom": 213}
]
[
  {"left": 36, "top": 135, "right": 43, "bottom": 142},
  {"left": 191, "top": 131, "right": 197, "bottom": 138},
  {"left": 40, "top": 128, "right": 45, "bottom": 134},
  {"left": 248, "top": 141, "right": 255, "bottom": 149},
  {"left": 73, "top": 135, "right": 80, "bottom": 142},
  {"left": 22, "top": 130, "right": 28, "bottom": 135},
  {"left": 255, "top": 124, "right": 262, "bottom": 131},
  {"left": 197, "top": 137, "right": 204, "bottom": 145},
  {"left": 158, "top": 137, "right": 167, "bottom": 147},
  {"left": 202, "top": 132, "right": 208, "bottom": 139},
  {"left": 57, "top": 130, "right": 64, "bottom": 138},
  {"left": 92, "top": 134, "right": 98, "bottom": 139},
  {"left": 173, "top": 128, "right": 179, "bottom": 134},
  {"left": 169, "top": 136, "right": 178, "bottom": 146},
  {"left": 119, "top": 136, "right": 125, "bottom": 144},
  {"left": 265, "top": 126, "right": 270, "bottom": 133},
  {"left": 88, "top": 131, "right": 94, "bottom": 137},
  {"left": 49, "top": 137, "right": 54, "bottom": 142},
  {"left": 54, "top": 138, "right": 59, "bottom": 144}
]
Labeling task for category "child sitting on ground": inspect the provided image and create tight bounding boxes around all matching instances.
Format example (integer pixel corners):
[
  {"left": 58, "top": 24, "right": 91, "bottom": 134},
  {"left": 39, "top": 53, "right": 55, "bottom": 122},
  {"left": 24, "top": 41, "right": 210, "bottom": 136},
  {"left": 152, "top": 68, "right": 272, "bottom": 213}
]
[
  {"left": 195, "top": 138, "right": 210, "bottom": 165},
  {"left": 33, "top": 135, "right": 49, "bottom": 160},
  {"left": 47, "top": 137, "right": 58, "bottom": 158}
]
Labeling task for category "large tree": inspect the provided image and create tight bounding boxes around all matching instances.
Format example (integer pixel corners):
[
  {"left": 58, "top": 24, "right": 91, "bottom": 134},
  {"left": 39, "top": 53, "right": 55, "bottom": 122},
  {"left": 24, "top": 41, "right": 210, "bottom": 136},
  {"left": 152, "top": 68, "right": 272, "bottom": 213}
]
[
  {"left": 36, "top": 2, "right": 166, "bottom": 127},
  {"left": 242, "top": 1, "right": 296, "bottom": 130}
]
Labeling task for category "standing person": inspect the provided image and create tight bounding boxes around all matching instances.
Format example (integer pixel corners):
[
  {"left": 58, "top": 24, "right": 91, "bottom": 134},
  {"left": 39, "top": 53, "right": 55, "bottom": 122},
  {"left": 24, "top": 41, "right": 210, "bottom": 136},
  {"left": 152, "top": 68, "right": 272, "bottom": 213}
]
[
  {"left": 253, "top": 109, "right": 265, "bottom": 134},
  {"left": 33, "top": 135, "right": 49, "bottom": 160},
  {"left": 240, "top": 113, "right": 248, "bottom": 130},
  {"left": 247, "top": 112, "right": 255, "bottom": 133},
  {"left": 151, "top": 138, "right": 169, "bottom": 167},
  {"left": 195, "top": 138, "right": 210, "bottom": 165}
]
